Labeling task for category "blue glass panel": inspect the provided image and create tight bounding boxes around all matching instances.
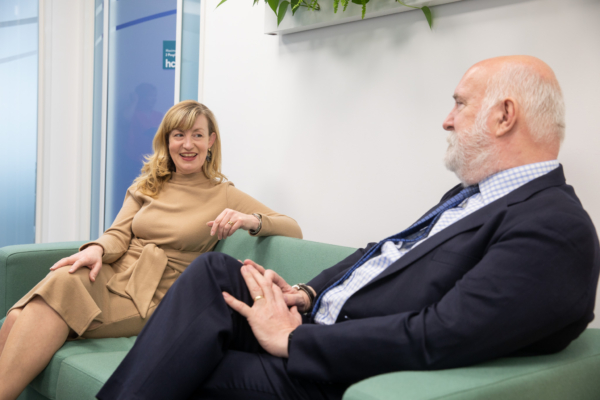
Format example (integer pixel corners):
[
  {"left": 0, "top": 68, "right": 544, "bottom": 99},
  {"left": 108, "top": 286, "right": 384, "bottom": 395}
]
[
  {"left": 104, "top": 0, "right": 177, "bottom": 229},
  {"left": 180, "top": 0, "right": 200, "bottom": 101},
  {"left": 0, "top": 0, "right": 38, "bottom": 247},
  {"left": 90, "top": 0, "right": 104, "bottom": 240}
]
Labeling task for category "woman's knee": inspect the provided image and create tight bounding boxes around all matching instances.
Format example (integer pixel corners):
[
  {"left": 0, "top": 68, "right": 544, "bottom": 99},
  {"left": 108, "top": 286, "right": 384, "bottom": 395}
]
[{"left": 5, "top": 308, "right": 22, "bottom": 326}]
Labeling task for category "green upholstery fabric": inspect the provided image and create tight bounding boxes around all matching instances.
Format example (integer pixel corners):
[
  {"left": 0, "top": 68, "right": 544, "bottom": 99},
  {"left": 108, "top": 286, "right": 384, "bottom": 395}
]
[
  {"left": 29, "top": 338, "right": 136, "bottom": 399},
  {"left": 55, "top": 351, "right": 129, "bottom": 399},
  {"left": 343, "top": 328, "right": 600, "bottom": 400},
  {"left": 1, "top": 232, "right": 600, "bottom": 399},
  {"left": 16, "top": 387, "right": 48, "bottom": 400},
  {"left": 214, "top": 232, "right": 356, "bottom": 284},
  {"left": 0, "top": 241, "right": 86, "bottom": 316}
]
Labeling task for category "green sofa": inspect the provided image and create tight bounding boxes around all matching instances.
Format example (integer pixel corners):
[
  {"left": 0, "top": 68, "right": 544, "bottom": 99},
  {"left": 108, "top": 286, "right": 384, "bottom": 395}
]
[{"left": 2, "top": 231, "right": 600, "bottom": 399}]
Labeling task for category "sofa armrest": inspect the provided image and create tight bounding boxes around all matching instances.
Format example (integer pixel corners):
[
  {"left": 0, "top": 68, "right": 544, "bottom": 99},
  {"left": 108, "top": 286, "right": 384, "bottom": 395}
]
[
  {"left": 343, "top": 328, "right": 600, "bottom": 400},
  {"left": 0, "top": 241, "right": 86, "bottom": 316}
]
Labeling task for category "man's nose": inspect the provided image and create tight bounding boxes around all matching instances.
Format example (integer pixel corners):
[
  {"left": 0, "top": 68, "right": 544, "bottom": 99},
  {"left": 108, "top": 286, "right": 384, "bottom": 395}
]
[{"left": 443, "top": 113, "right": 454, "bottom": 131}]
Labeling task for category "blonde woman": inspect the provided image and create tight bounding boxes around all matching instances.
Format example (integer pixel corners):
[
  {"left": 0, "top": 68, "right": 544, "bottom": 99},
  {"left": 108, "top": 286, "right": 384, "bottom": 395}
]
[{"left": 0, "top": 100, "right": 302, "bottom": 399}]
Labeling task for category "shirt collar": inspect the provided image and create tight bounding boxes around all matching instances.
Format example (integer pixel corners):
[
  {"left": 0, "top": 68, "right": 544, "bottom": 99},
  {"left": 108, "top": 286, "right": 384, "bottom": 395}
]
[{"left": 478, "top": 160, "right": 560, "bottom": 205}]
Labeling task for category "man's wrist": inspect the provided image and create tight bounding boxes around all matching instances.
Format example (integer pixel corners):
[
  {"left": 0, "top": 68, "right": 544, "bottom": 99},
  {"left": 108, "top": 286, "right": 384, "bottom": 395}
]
[{"left": 292, "top": 284, "right": 315, "bottom": 314}]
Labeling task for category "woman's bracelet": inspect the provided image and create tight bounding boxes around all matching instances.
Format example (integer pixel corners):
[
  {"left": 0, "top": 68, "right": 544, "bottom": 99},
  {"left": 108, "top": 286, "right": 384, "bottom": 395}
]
[
  {"left": 292, "top": 283, "right": 315, "bottom": 313},
  {"left": 249, "top": 213, "right": 262, "bottom": 235}
]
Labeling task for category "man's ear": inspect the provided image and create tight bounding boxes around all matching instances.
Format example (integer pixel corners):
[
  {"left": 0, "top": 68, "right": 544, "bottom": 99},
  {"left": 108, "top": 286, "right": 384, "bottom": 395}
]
[{"left": 494, "top": 98, "right": 517, "bottom": 138}]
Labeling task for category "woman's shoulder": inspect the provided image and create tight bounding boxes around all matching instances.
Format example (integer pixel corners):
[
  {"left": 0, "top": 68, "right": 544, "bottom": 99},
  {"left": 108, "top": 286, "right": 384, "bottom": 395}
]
[{"left": 125, "top": 183, "right": 146, "bottom": 205}]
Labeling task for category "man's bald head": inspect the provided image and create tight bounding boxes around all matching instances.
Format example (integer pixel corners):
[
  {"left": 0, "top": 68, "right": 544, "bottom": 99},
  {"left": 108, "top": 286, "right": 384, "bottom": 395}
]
[
  {"left": 443, "top": 56, "right": 565, "bottom": 185},
  {"left": 470, "top": 56, "right": 565, "bottom": 144}
]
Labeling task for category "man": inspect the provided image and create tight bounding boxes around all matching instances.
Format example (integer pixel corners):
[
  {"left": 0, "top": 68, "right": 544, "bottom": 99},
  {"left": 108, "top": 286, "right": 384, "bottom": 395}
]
[{"left": 98, "top": 56, "right": 600, "bottom": 400}]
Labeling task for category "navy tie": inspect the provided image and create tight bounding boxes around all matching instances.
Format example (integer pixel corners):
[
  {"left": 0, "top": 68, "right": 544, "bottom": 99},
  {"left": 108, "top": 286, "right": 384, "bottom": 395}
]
[{"left": 311, "top": 184, "right": 480, "bottom": 318}]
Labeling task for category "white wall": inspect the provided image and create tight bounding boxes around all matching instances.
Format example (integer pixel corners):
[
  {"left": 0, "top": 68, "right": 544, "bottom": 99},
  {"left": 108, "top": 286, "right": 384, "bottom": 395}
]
[{"left": 201, "top": 0, "right": 600, "bottom": 325}]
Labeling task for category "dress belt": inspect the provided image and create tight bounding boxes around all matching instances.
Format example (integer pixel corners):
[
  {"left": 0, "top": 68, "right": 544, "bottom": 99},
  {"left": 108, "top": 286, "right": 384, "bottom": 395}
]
[{"left": 106, "top": 240, "right": 200, "bottom": 318}]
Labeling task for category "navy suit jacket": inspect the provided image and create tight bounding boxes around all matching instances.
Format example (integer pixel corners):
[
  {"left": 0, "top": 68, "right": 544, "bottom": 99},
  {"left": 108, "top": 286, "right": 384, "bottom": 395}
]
[{"left": 287, "top": 165, "right": 600, "bottom": 384}]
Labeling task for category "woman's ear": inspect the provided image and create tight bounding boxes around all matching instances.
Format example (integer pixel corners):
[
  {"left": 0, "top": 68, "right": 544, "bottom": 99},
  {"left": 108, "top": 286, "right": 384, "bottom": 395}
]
[{"left": 209, "top": 132, "right": 217, "bottom": 147}]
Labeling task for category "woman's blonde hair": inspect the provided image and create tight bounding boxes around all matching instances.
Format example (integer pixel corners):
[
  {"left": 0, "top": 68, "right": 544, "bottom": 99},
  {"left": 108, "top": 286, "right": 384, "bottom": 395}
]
[{"left": 134, "top": 100, "right": 226, "bottom": 197}]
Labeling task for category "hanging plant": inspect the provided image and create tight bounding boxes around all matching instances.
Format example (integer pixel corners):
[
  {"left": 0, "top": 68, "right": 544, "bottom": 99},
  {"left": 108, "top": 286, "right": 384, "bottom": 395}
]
[{"left": 217, "top": 0, "right": 433, "bottom": 29}]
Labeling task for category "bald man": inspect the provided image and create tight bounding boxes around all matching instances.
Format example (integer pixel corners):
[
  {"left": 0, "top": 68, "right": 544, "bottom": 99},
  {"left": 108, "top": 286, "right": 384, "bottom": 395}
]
[{"left": 99, "top": 56, "right": 600, "bottom": 400}]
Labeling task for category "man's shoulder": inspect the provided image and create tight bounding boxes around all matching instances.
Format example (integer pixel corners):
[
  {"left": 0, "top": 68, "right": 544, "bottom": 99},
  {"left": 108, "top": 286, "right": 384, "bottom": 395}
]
[
  {"left": 500, "top": 180, "right": 598, "bottom": 247},
  {"left": 508, "top": 176, "right": 587, "bottom": 219}
]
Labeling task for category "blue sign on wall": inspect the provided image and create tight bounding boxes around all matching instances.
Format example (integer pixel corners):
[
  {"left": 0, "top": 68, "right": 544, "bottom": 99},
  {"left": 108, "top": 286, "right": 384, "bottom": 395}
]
[{"left": 163, "top": 40, "right": 176, "bottom": 69}]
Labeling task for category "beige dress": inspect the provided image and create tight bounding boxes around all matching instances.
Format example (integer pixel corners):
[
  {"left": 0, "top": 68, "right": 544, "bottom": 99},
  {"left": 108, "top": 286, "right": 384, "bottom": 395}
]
[{"left": 10, "top": 172, "right": 302, "bottom": 338}]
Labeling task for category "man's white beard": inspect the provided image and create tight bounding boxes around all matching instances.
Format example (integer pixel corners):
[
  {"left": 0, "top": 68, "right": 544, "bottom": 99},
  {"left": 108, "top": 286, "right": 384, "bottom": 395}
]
[{"left": 444, "top": 113, "right": 500, "bottom": 186}]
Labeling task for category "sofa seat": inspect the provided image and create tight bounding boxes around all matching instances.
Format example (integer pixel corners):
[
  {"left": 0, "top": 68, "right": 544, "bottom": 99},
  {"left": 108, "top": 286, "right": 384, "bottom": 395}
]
[{"left": 344, "top": 328, "right": 600, "bottom": 399}]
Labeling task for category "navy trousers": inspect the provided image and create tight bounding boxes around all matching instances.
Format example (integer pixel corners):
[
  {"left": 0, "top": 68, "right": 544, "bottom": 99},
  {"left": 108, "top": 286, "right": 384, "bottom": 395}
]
[{"left": 96, "top": 252, "right": 347, "bottom": 400}]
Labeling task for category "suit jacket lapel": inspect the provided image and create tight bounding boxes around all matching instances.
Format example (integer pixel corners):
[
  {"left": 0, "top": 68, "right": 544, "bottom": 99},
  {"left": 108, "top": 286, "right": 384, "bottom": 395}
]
[
  {"left": 367, "top": 165, "right": 567, "bottom": 286},
  {"left": 369, "top": 203, "right": 497, "bottom": 284}
]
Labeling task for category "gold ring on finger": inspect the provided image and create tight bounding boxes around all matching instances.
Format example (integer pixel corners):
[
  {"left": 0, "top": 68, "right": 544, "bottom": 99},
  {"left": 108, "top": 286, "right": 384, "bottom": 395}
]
[
  {"left": 254, "top": 295, "right": 264, "bottom": 302},
  {"left": 227, "top": 221, "right": 234, "bottom": 225}
]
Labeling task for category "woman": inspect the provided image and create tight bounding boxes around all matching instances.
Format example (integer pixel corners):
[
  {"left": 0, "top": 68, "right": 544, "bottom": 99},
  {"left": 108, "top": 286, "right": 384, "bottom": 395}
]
[{"left": 0, "top": 101, "right": 302, "bottom": 399}]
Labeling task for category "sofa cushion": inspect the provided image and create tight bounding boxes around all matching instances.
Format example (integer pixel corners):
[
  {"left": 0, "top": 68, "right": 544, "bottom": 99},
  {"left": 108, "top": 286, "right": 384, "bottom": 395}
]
[
  {"left": 55, "top": 351, "right": 129, "bottom": 399},
  {"left": 29, "top": 337, "right": 135, "bottom": 399},
  {"left": 343, "top": 328, "right": 600, "bottom": 400}
]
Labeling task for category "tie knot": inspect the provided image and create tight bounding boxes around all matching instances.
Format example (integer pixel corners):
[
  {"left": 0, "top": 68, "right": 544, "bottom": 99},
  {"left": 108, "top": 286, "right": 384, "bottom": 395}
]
[{"left": 459, "top": 184, "right": 480, "bottom": 198}]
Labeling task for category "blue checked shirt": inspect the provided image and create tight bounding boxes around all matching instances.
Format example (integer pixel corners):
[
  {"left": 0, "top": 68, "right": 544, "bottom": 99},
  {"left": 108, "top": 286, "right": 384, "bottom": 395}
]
[{"left": 314, "top": 160, "right": 560, "bottom": 325}]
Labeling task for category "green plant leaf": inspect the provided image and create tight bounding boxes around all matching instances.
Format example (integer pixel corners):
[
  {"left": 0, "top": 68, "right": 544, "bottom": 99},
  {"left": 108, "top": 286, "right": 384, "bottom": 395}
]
[
  {"left": 395, "top": 0, "right": 418, "bottom": 9},
  {"left": 421, "top": 6, "right": 433, "bottom": 29},
  {"left": 333, "top": 0, "right": 340, "bottom": 13},
  {"left": 277, "top": 1, "right": 290, "bottom": 25},
  {"left": 216, "top": 0, "right": 228, "bottom": 8},
  {"left": 342, "top": 0, "right": 349, "bottom": 12},
  {"left": 254, "top": 0, "right": 259, "bottom": 5},
  {"left": 268, "top": 0, "right": 280, "bottom": 15},
  {"left": 291, "top": 0, "right": 301, "bottom": 15},
  {"left": 361, "top": 0, "right": 367, "bottom": 19}
]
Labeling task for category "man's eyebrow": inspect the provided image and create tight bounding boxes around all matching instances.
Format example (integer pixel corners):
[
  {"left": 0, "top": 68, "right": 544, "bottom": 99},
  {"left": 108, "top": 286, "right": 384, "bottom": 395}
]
[{"left": 453, "top": 94, "right": 468, "bottom": 103}]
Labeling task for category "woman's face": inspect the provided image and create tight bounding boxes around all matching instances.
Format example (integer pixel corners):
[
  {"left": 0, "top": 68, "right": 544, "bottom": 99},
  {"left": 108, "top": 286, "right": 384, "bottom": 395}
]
[{"left": 168, "top": 114, "right": 216, "bottom": 175}]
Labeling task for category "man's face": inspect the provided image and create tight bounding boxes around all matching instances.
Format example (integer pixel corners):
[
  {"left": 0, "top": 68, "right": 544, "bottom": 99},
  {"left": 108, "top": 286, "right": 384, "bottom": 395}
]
[{"left": 442, "top": 67, "right": 498, "bottom": 185}]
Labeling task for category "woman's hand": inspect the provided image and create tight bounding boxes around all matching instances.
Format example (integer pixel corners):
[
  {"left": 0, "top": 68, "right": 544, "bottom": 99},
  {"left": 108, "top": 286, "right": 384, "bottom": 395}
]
[
  {"left": 49, "top": 245, "right": 104, "bottom": 282},
  {"left": 207, "top": 209, "right": 260, "bottom": 240}
]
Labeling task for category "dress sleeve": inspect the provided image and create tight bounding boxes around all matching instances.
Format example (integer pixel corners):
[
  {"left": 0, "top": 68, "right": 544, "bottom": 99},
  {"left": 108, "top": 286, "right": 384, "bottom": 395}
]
[
  {"left": 80, "top": 186, "right": 143, "bottom": 263},
  {"left": 226, "top": 184, "right": 302, "bottom": 239}
]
